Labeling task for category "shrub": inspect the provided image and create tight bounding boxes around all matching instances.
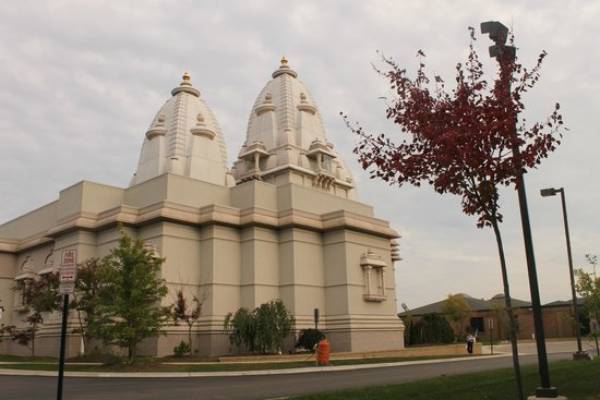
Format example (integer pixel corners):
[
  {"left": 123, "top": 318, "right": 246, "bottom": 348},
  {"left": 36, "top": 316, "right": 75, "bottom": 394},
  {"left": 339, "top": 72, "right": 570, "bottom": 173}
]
[
  {"left": 224, "top": 300, "right": 294, "bottom": 354},
  {"left": 173, "top": 340, "right": 191, "bottom": 357},
  {"left": 101, "top": 353, "right": 124, "bottom": 366},
  {"left": 407, "top": 313, "right": 454, "bottom": 345},
  {"left": 296, "top": 329, "right": 325, "bottom": 352}
]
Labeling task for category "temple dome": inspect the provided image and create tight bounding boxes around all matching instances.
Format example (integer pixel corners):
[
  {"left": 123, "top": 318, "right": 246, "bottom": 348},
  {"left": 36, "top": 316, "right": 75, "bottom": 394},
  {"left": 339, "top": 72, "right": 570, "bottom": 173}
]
[
  {"left": 130, "top": 73, "right": 233, "bottom": 187},
  {"left": 233, "top": 58, "right": 356, "bottom": 199}
]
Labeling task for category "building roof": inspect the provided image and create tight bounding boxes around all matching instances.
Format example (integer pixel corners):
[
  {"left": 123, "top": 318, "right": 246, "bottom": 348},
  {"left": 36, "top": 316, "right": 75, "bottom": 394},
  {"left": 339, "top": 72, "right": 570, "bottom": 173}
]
[
  {"left": 232, "top": 58, "right": 356, "bottom": 197},
  {"left": 543, "top": 298, "right": 584, "bottom": 307},
  {"left": 130, "top": 73, "right": 233, "bottom": 187},
  {"left": 399, "top": 293, "right": 532, "bottom": 317}
]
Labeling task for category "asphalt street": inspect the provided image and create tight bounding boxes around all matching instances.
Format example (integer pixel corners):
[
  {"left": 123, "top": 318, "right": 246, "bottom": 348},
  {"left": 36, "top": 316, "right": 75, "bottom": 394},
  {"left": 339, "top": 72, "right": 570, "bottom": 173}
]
[{"left": 0, "top": 352, "right": 575, "bottom": 400}]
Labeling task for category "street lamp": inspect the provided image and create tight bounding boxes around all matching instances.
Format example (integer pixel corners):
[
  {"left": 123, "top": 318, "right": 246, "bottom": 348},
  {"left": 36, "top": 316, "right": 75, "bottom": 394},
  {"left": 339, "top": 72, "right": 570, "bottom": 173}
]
[
  {"left": 541, "top": 187, "right": 590, "bottom": 360},
  {"left": 481, "top": 21, "right": 561, "bottom": 399}
]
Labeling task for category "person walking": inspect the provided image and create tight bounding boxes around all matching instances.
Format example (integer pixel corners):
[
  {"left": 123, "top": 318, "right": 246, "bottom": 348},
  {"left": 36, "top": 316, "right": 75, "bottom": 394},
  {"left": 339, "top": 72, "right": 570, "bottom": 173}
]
[{"left": 466, "top": 332, "right": 476, "bottom": 354}]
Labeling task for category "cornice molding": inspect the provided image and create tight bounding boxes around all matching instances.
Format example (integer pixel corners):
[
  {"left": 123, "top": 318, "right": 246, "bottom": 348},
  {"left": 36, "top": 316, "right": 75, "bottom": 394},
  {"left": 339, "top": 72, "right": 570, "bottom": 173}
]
[{"left": 4, "top": 201, "right": 398, "bottom": 253}]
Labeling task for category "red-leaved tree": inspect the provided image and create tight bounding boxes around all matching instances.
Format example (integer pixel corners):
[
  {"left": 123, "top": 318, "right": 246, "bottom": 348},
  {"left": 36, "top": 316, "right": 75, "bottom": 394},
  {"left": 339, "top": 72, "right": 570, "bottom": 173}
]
[
  {"left": 345, "top": 28, "right": 564, "bottom": 400},
  {"left": 172, "top": 289, "right": 205, "bottom": 355}
]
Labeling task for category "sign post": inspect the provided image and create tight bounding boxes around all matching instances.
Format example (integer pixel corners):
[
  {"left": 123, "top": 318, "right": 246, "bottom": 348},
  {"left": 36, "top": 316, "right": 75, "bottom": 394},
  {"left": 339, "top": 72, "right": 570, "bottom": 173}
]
[
  {"left": 57, "top": 249, "right": 77, "bottom": 400},
  {"left": 488, "top": 319, "right": 494, "bottom": 355}
]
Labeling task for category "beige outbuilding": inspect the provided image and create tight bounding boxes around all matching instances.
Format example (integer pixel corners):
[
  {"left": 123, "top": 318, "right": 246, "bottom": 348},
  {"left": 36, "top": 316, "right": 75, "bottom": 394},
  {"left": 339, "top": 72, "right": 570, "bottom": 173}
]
[{"left": 0, "top": 59, "right": 404, "bottom": 357}]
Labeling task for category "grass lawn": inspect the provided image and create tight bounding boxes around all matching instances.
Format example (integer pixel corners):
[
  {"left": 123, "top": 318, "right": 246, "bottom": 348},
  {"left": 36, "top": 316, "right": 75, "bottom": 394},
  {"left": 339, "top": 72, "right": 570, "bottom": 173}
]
[
  {"left": 292, "top": 359, "right": 600, "bottom": 400},
  {"left": 0, "top": 354, "right": 56, "bottom": 362},
  {"left": 0, "top": 354, "right": 480, "bottom": 373}
]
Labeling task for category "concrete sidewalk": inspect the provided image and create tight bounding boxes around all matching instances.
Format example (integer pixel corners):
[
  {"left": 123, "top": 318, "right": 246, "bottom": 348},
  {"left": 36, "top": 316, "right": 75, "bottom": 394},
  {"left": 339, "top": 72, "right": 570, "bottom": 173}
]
[
  {"left": 1, "top": 339, "right": 589, "bottom": 379},
  {"left": 0, "top": 353, "right": 509, "bottom": 379}
]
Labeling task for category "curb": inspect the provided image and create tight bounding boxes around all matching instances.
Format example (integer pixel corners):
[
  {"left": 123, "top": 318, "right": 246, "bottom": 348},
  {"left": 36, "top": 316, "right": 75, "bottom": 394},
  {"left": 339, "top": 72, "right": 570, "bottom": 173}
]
[{"left": 0, "top": 353, "right": 511, "bottom": 378}]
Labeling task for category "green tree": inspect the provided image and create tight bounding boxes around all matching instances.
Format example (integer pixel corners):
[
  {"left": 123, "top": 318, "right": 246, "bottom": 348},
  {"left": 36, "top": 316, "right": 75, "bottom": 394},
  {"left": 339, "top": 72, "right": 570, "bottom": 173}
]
[
  {"left": 576, "top": 258, "right": 600, "bottom": 356},
  {"left": 0, "top": 300, "right": 5, "bottom": 341},
  {"left": 171, "top": 289, "right": 205, "bottom": 355},
  {"left": 224, "top": 307, "right": 256, "bottom": 352},
  {"left": 400, "top": 303, "right": 415, "bottom": 346},
  {"left": 70, "top": 258, "right": 104, "bottom": 355},
  {"left": 410, "top": 313, "right": 455, "bottom": 345},
  {"left": 92, "top": 231, "right": 169, "bottom": 362},
  {"left": 255, "top": 300, "right": 294, "bottom": 354},
  {"left": 491, "top": 302, "right": 521, "bottom": 341},
  {"left": 224, "top": 300, "right": 294, "bottom": 354},
  {"left": 442, "top": 294, "right": 472, "bottom": 341}
]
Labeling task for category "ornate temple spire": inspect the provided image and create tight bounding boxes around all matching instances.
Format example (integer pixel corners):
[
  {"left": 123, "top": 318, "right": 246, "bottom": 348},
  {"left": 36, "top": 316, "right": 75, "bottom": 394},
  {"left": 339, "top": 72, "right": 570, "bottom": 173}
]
[
  {"left": 233, "top": 59, "right": 356, "bottom": 199},
  {"left": 130, "top": 73, "right": 232, "bottom": 187}
]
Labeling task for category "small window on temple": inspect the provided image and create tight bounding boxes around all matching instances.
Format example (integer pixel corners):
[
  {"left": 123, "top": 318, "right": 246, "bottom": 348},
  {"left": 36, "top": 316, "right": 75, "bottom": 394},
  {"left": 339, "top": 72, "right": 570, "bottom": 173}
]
[{"left": 360, "top": 250, "right": 387, "bottom": 302}]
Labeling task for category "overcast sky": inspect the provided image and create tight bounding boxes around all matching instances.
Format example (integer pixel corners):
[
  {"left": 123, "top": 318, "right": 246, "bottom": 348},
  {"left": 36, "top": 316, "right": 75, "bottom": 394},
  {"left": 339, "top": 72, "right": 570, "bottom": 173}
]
[{"left": 1, "top": 1, "right": 599, "bottom": 310}]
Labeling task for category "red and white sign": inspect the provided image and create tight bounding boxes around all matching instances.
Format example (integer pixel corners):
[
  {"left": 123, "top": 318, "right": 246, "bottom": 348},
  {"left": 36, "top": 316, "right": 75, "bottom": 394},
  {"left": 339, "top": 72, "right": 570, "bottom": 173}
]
[
  {"left": 59, "top": 249, "right": 78, "bottom": 292},
  {"left": 59, "top": 266, "right": 77, "bottom": 283},
  {"left": 61, "top": 249, "right": 77, "bottom": 266}
]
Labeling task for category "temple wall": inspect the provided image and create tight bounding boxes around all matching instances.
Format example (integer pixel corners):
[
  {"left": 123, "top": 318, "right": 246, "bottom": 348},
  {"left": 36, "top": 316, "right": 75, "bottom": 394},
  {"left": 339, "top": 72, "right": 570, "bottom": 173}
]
[
  {"left": 0, "top": 176, "right": 403, "bottom": 357},
  {"left": 0, "top": 202, "right": 58, "bottom": 240},
  {"left": 279, "top": 228, "right": 326, "bottom": 329},
  {"left": 0, "top": 253, "right": 17, "bottom": 327},
  {"left": 277, "top": 183, "right": 372, "bottom": 216},
  {"left": 240, "top": 226, "right": 280, "bottom": 309}
]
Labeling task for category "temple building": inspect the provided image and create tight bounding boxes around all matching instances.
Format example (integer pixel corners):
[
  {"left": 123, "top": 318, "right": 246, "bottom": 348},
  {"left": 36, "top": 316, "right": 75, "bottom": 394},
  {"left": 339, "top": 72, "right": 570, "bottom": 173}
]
[{"left": 0, "top": 59, "right": 404, "bottom": 357}]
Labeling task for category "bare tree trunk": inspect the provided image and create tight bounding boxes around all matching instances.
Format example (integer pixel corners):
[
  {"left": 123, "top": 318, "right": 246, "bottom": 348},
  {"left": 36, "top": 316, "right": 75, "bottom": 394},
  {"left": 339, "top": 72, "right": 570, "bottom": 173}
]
[
  {"left": 491, "top": 219, "right": 524, "bottom": 400},
  {"left": 31, "top": 328, "right": 36, "bottom": 357},
  {"left": 128, "top": 343, "right": 135, "bottom": 363},
  {"left": 76, "top": 308, "right": 87, "bottom": 356},
  {"left": 188, "top": 322, "right": 193, "bottom": 355}
]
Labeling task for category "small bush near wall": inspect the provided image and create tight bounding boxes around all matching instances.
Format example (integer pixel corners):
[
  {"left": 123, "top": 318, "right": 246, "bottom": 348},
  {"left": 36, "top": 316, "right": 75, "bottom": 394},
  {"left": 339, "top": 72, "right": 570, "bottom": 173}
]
[
  {"left": 224, "top": 300, "right": 294, "bottom": 354},
  {"left": 173, "top": 341, "right": 191, "bottom": 357},
  {"left": 296, "top": 329, "right": 325, "bottom": 352}
]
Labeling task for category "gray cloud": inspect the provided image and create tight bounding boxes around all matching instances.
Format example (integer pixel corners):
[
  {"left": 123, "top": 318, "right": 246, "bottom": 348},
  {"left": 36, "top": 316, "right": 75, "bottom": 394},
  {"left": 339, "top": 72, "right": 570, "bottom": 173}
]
[{"left": 1, "top": 0, "right": 598, "bottom": 309}]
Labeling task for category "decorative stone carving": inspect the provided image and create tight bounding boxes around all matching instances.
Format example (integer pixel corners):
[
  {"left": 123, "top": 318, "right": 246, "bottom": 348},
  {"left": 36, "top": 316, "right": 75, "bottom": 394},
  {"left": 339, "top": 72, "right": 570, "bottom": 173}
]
[
  {"left": 143, "top": 242, "right": 160, "bottom": 258},
  {"left": 237, "top": 141, "right": 270, "bottom": 182},
  {"left": 38, "top": 250, "right": 57, "bottom": 276},
  {"left": 360, "top": 250, "right": 387, "bottom": 302},
  {"left": 297, "top": 92, "right": 316, "bottom": 114},
  {"left": 171, "top": 72, "right": 200, "bottom": 97},
  {"left": 190, "top": 112, "right": 216, "bottom": 139},
  {"left": 391, "top": 240, "right": 401, "bottom": 262},
  {"left": 255, "top": 92, "right": 276, "bottom": 115},
  {"left": 145, "top": 114, "right": 167, "bottom": 140},
  {"left": 15, "top": 256, "right": 36, "bottom": 281}
]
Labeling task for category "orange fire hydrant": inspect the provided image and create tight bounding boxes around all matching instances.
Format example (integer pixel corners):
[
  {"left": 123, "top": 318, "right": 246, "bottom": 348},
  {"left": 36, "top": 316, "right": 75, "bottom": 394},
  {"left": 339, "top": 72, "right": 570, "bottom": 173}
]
[{"left": 316, "top": 338, "right": 330, "bottom": 366}]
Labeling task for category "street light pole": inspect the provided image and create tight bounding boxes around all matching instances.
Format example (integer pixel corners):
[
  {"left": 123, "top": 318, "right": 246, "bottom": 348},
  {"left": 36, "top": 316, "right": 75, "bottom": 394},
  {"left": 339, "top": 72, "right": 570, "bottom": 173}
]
[
  {"left": 481, "top": 21, "right": 559, "bottom": 399},
  {"left": 540, "top": 187, "right": 589, "bottom": 360}
]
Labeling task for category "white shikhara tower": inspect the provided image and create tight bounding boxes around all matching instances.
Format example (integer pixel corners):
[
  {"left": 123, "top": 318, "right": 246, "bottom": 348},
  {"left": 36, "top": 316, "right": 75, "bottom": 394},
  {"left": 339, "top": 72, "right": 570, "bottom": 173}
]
[
  {"left": 233, "top": 58, "right": 356, "bottom": 199},
  {"left": 131, "top": 73, "right": 233, "bottom": 187},
  {"left": 0, "top": 60, "right": 404, "bottom": 358}
]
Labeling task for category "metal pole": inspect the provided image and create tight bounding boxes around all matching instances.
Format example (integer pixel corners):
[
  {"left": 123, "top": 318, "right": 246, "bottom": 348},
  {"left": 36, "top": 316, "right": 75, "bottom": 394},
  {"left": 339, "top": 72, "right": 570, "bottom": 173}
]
[
  {"left": 559, "top": 188, "right": 586, "bottom": 358},
  {"left": 57, "top": 294, "right": 69, "bottom": 400},
  {"left": 481, "top": 20, "right": 558, "bottom": 398},
  {"left": 490, "top": 319, "right": 494, "bottom": 355},
  {"left": 515, "top": 170, "right": 557, "bottom": 397}
]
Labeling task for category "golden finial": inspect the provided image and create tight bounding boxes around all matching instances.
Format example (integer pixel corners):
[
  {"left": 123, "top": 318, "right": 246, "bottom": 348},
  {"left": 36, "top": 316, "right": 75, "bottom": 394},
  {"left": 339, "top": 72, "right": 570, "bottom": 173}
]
[
  {"left": 182, "top": 72, "right": 191, "bottom": 81},
  {"left": 280, "top": 56, "right": 288, "bottom": 65}
]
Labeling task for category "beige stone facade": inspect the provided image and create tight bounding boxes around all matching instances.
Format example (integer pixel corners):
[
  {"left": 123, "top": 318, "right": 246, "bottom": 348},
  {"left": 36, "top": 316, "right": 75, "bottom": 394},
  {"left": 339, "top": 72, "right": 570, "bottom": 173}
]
[{"left": 0, "top": 60, "right": 404, "bottom": 357}]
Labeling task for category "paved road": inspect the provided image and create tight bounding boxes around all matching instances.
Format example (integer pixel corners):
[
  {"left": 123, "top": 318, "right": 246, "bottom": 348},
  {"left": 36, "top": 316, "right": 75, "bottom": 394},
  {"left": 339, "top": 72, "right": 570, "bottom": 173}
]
[{"left": 0, "top": 352, "right": 574, "bottom": 400}]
